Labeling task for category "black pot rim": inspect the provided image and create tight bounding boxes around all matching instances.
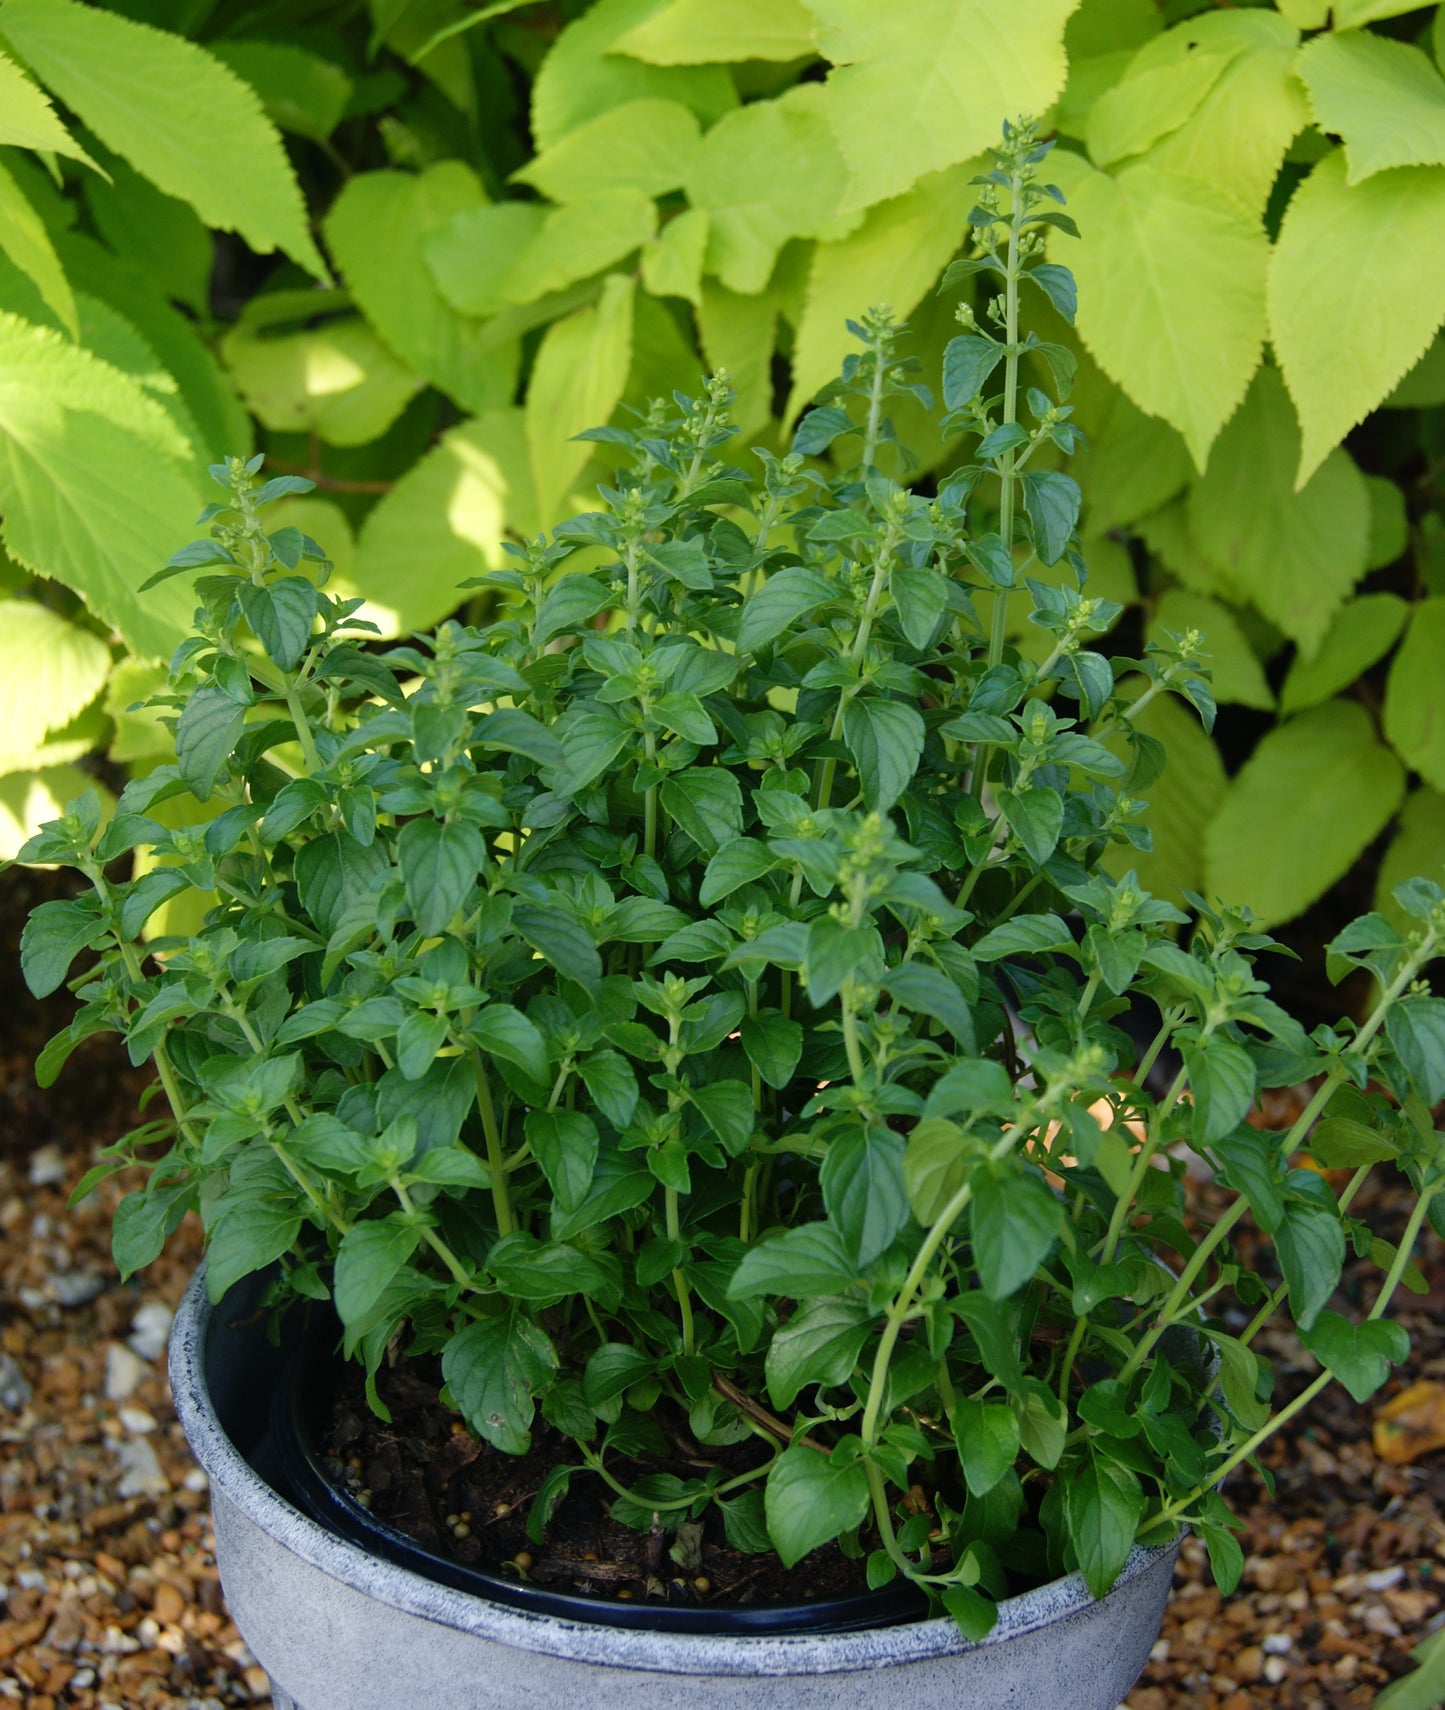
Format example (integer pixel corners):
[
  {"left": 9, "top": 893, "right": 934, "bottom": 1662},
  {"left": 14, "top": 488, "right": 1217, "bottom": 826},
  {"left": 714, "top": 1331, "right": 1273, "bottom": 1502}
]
[{"left": 273, "top": 1308, "right": 929, "bottom": 1637}]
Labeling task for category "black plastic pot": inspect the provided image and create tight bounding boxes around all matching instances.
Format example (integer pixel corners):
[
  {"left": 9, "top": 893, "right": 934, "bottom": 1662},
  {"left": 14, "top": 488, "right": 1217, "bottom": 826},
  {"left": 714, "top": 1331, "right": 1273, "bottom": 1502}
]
[{"left": 273, "top": 1308, "right": 927, "bottom": 1636}]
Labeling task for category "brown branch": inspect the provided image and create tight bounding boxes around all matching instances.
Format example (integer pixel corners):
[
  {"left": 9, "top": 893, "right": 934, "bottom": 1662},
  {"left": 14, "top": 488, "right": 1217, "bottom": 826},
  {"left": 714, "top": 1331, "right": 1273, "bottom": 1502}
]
[{"left": 710, "top": 1371, "right": 829, "bottom": 1452}]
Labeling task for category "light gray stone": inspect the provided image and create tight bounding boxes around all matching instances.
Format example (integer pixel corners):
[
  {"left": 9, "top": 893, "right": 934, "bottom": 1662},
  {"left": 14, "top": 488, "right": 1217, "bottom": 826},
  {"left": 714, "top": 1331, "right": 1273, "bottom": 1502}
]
[
  {"left": 50, "top": 1271, "right": 104, "bottom": 1308},
  {"left": 105, "top": 1342, "right": 149, "bottom": 1402},
  {"left": 128, "top": 1301, "right": 174, "bottom": 1362},
  {"left": 113, "top": 1435, "right": 169, "bottom": 1499},
  {"left": 171, "top": 1273, "right": 1177, "bottom": 1710},
  {"left": 28, "top": 1143, "right": 66, "bottom": 1187},
  {"left": 0, "top": 1351, "right": 32, "bottom": 1412}
]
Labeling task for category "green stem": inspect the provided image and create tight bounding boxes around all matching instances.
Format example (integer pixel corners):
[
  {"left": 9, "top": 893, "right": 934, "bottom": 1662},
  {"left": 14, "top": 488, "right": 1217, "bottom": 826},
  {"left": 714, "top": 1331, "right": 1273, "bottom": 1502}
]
[
  {"left": 985, "top": 164, "right": 1025, "bottom": 671},
  {"left": 471, "top": 1053, "right": 514, "bottom": 1236},
  {"left": 1098, "top": 1065, "right": 1188, "bottom": 1266},
  {"left": 283, "top": 680, "right": 323, "bottom": 776},
  {"left": 665, "top": 1186, "right": 696, "bottom": 1356},
  {"left": 391, "top": 1177, "right": 481, "bottom": 1293}
]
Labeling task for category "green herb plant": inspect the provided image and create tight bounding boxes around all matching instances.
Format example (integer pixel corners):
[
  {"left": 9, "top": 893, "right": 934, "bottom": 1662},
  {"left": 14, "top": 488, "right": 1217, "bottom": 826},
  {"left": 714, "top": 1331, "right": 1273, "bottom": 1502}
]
[{"left": 17, "top": 124, "right": 1445, "bottom": 1641}]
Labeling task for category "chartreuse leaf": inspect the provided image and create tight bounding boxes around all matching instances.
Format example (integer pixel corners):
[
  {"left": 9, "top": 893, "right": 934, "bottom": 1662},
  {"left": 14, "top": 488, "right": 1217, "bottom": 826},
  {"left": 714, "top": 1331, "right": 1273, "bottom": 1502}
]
[
  {"left": 529, "top": 0, "right": 736, "bottom": 154},
  {"left": 787, "top": 164, "right": 974, "bottom": 420},
  {"left": 1298, "top": 32, "right": 1445, "bottom": 184},
  {"left": 1378, "top": 791, "right": 1445, "bottom": 932},
  {"left": 1102, "top": 695, "right": 1224, "bottom": 904},
  {"left": 1299, "top": 1310, "right": 1409, "bottom": 1404},
  {"left": 1269, "top": 151, "right": 1445, "bottom": 487},
  {"left": 765, "top": 1443, "right": 870, "bottom": 1569},
  {"left": 1204, "top": 701, "right": 1405, "bottom": 928},
  {"left": 325, "top": 165, "right": 520, "bottom": 417},
  {"left": 1085, "top": 39, "right": 1238, "bottom": 169},
  {"left": 515, "top": 99, "right": 701, "bottom": 202},
  {"left": 0, "top": 313, "right": 201, "bottom": 662},
  {"left": 0, "top": 46, "right": 94, "bottom": 163},
  {"left": 1047, "top": 150, "right": 1267, "bottom": 470},
  {"left": 208, "top": 40, "right": 353, "bottom": 142},
  {"left": 1186, "top": 366, "right": 1369, "bottom": 657},
  {"left": 807, "top": 0, "right": 1076, "bottom": 214},
  {"left": 442, "top": 1314, "right": 557, "bottom": 1455},
  {"left": 1279, "top": 593, "right": 1407, "bottom": 717},
  {"left": 0, "top": 602, "right": 111, "bottom": 774},
  {"left": 502, "top": 188, "right": 658, "bottom": 304},
  {"left": 642, "top": 208, "right": 709, "bottom": 308},
  {"left": 613, "top": 0, "right": 816, "bottom": 62},
  {"left": 354, "top": 412, "right": 530, "bottom": 635},
  {"left": 0, "top": 158, "right": 75, "bottom": 337},
  {"left": 1, "top": 0, "right": 325, "bottom": 279},
  {"left": 526, "top": 274, "right": 635, "bottom": 527},
  {"left": 1149, "top": 591, "right": 1271, "bottom": 711},
  {"left": 683, "top": 85, "right": 856, "bottom": 295},
  {"left": 1385, "top": 600, "right": 1445, "bottom": 794},
  {"left": 422, "top": 203, "right": 546, "bottom": 320}
]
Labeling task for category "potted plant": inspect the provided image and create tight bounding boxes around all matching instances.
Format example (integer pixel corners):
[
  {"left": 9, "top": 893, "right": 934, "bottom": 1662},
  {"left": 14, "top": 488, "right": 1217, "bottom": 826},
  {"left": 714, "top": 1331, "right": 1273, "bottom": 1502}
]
[{"left": 16, "top": 122, "right": 1445, "bottom": 1710}]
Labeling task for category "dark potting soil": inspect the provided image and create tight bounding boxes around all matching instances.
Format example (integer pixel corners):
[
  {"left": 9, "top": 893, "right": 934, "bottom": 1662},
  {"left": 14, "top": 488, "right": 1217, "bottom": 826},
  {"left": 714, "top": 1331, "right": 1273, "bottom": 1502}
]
[{"left": 316, "top": 1354, "right": 876, "bottom": 1610}]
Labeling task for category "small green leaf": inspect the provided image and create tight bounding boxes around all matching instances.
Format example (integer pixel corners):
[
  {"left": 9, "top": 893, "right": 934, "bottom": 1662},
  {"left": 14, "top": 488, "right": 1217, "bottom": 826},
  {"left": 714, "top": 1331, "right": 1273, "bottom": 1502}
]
[
  {"left": 1063, "top": 1453, "right": 1146, "bottom": 1600},
  {"left": 971, "top": 1163, "right": 1062, "bottom": 1300},
  {"left": 1298, "top": 1308, "right": 1409, "bottom": 1404},
  {"left": 728, "top": 1223, "right": 859, "bottom": 1300},
  {"left": 526, "top": 1110, "right": 600, "bottom": 1212},
  {"left": 953, "top": 1395, "right": 1020, "bottom": 1496},
  {"left": 174, "top": 686, "right": 244, "bottom": 802},
  {"left": 765, "top": 1295, "right": 874, "bottom": 1410},
  {"left": 736, "top": 565, "right": 837, "bottom": 654},
  {"left": 334, "top": 1217, "right": 423, "bottom": 1328},
  {"left": 398, "top": 818, "right": 482, "bottom": 938},
  {"left": 842, "top": 698, "right": 925, "bottom": 813},
  {"left": 442, "top": 1313, "right": 558, "bottom": 1455},
  {"left": 764, "top": 1443, "right": 870, "bottom": 1570}
]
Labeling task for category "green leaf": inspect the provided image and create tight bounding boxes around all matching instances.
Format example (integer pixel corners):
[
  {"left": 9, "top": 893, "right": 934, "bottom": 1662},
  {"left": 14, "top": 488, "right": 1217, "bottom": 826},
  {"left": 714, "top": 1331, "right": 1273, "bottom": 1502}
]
[
  {"left": 809, "top": 0, "right": 1075, "bottom": 213},
  {"left": 237, "top": 577, "right": 316, "bottom": 672},
  {"left": 1387, "top": 998, "right": 1445, "bottom": 1106},
  {"left": 688, "top": 1080, "right": 756, "bottom": 1156},
  {"left": 221, "top": 314, "right": 419, "bottom": 450},
  {"left": 971, "top": 1163, "right": 1062, "bottom": 1301},
  {"left": 0, "top": 601, "right": 111, "bottom": 775},
  {"left": 20, "top": 897, "right": 104, "bottom": 999},
  {"left": 502, "top": 188, "right": 657, "bottom": 304},
  {"left": 659, "top": 767, "right": 743, "bottom": 854},
  {"left": 512, "top": 902, "right": 604, "bottom": 989},
  {"left": 1063, "top": 1453, "right": 1146, "bottom": 1600},
  {"left": 942, "top": 333, "right": 1004, "bottom": 411},
  {"left": 206, "top": 1191, "right": 303, "bottom": 1301},
  {"left": 821, "top": 1128, "right": 909, "bottom": 1268},
  {"left": 614, "top": 0, "right": 815, "bottom": 62},
  {"left": 1297, "top": 33, "right": 1445, "bottom": 185},
  {"left": 174, "top": 687, "right": 244, "bottom": 803},
  {"left": 1299, "top": 1309, "right": 1409, "bottom": 1405},
  {"left": 1013, "top": 1377, "right": 1067, "bottom": 1470},
  {"left": 1, "top": 0, "right": 324, "bottom": 279},
  {"left": 526, "top": 273, "right": 635, "bottom": 527},
  {"left": 113, "top": 1184, "right": 189, "bottom": 1281},
  {"left": 1275, "top": 1194, "right": 1346, "bottom": 1332},
  {"left": 423, "top": 202, "right": 546, "bottom": 320},
  {"left": 1085, "top": 38, "right": 1238, "bottom": 169},
  {"left": 803, "top": 918, "right": 875, "bottom": 1008},
  {"left": 0, "top": 312, "right": 202, "bottom": 661},
  {"left": 1375, "top": 1625, "right": 1445, "bottom": 1710},
  {"left": 1181, "top": 1037, "right": 1256, "bottom": 1145},
  {"left": 515, "top": 98, "right": 701, "bottom": 202},
  {"left": 889, "top": 563, "right": 950, "bottom": 650},
  {"left": 294, "top": 831, "right": 389, "bottom": 938},
  {"left": 469, "top": 1004, "right": 549, "bottom": 1087},
  {"left": 1186, "top": 366, "right": 1368, "bottom": 656},
  {"left": 739, "top": 1011, "right": 804, "bottom": 1089},
  {"left": 1279, "top": 593, "right": 1406, "bottom": 717},
  {"left": 562, "top": 712, "right": 634, "bottom": 791},
  {"left": 682, "top": 85, "right": 856, "bottom": 294},
  {"left": 1020, "top": 471, "right": 1080, "bottom": 566},
  {"left": 526, "top": 1109, "right": 600, "bottom": 1212},
  {"left": 729, "top": 1223, "right": 859, "bottom": 1300},
  {"left": 843, "top": 698, "right": 925, "bottom": 813},
  {"left": 1047, "top": 151, "right": 1268, "bottom": 470},
  {"left": 882, "top": 962, "right": 975, "bottom": 1050},
  {"left": 764, "top": 1443, "right": 870, "bottom": 1570},
  {"left": 1148, "top": 591, "right": 1272, "bottom": 712},
  {"left": 996, "top": 786, "right": 1063, "bottom": 867},
  {"left": 1378, "top": 790, "right": 1445, "bottom": 933},
  {"left": 1204, "top": 701, "right": 1404, "bottom": 929},
  {"left": 1269, "top": 150, "right": 1445, "bottom": 486},
  {"left": 325, "top": 165, "right": 519, "bottom": 416},
  {"left": 352, "top": 412, "right": 531, "bottom": 635},
  {"left": 641, "top": 207, "right": 709, "bottom": 307},
  {"left": 1385, "top": 600, "right": 1445, "bottom": 794},
  {"left": 765, "top": 1295, "right": 874, "bottom": 1410},
  {"left": 442, "top": 1313, "right": 557, "bottom": 1455},
  {"left": 0, "top": 156, "right": 75, "bottom": 337},
  {"left": 334, "top": 1217, "right": 422, "bottom": 1328},
  {"left": 398, "top": 818, "right": 481, "bottom": 938},
  {"left": 208, "top": 39, "right": 353, "bottom": 142},
  {"left": 953, "top": 1395, "right": 1021, "bottom": 1496},
  {"left": 576, "top": 1051, "right": 639, "bottom": 1130},
  {"left": 737, "top": 565, "right": 837, "bottom": 654},
  {"left": 0, "top": 45, "right": 93, "bottom": 162}
]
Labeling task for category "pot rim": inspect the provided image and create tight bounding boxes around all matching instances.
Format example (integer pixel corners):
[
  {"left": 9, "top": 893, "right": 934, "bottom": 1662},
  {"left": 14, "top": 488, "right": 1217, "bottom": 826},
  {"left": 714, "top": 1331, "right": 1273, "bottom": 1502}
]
[{"left": 170, "top": 1269, "right": 1180, "bottom": 1679}]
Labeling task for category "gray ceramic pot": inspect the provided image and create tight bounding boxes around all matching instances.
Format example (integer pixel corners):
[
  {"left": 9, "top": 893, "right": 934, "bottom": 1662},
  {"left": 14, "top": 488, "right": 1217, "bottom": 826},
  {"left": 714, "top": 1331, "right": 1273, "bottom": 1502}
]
[{"left": 170, "top": 1271, "right": 1178, "bottom": 1710}]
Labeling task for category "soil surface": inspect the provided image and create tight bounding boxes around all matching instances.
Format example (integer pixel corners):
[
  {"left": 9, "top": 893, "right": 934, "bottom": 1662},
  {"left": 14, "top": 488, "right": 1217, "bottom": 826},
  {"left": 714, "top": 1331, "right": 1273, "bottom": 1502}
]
[{"left": 2, "top": 867, "right": 1444, "bottom": 1706}]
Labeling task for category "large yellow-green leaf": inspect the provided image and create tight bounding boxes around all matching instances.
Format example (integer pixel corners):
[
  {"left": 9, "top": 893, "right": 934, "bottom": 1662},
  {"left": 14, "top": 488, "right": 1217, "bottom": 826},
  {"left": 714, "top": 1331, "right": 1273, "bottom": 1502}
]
[
  {"left": 0, "top": 313, "right": 200, "bottom": 660},
  {"left": 531, "top": 0, "right": 736, "bottom": 152},
  {"left": 1384, "top": 598, "right": 1445, "bottom": 794},
  {"left": 1148, "top": 590, "right": 1272, "bottom": 711},
  {"left": 526, "top": 274, "right": 635, "bottom": 527},
  {"left": 1377, "top": 789, "right": 1445, "bottom": 932},
  {"left": 0, "top": 765, "right": 111, "bottom": 860},
  {"left": 1056, "top": 0, "right": 1161, "bottom": 138},
  {"left": 1069, "top": 351, "right": 1192, "bottom": 533},
  {"left": 1049, "top": 152, "right": 1268, "bottom": 470},
  {"left": 786, "top": 164, "right": 972, "bottom": 419},
  {"left": 1278, "top": 592, "right": 1407, "bottom": 716},
  {"left": 325, "top": 165, "right": 520, "bottom": 417},
  {"left": 221, "top": 315, "right": 422, "bottom": 448},
  {"left": 1385, "top": 334, "right": 1445, "bottom": 408},
  {"left": 0, "top": 156, "right": 74, "bottom": 337},
  {"left": 1085, "top": 45, "right": 1237, "bottom": 170},
  {"left": 684, "top": 85, "right": 857, "bottom": 295},
  {"left": 805, "top": 0, "right": 1077, "bottom": 214},
  {"left": 501, "top": 188, "right": 657, "bottom": 303},
  {"left": 1333, "top": 0, "right": 1435, "bottom": 26},
  {"left": 614, "top": 0, "right": 816, "bottom": 63},
  {"left": 1298, "top": 33, "right": 1445, "bottom": 183},
  {"left": 208, "top": 40, "right": 353, "bottom": 142},
  {"left": 1142, "top": 14, "right": 1307, "bottom": 218},
  {"left": 642, "top": 208, "right": 708, "bottom": 307},
  {"left": 1, "top": 0, "right": 325, "bottom": 279},
  {"left": 423, "top": 204, "right": 547, "bottom": 320},
  {"left": 0, "top": 46, "right": 92, "bottom": 164},
  {"left": 81, "top": 147, "right": 213, "bottom": 318},
  {"left": 514, "top": 99, "right": 700, "bottom": 203},
  {"left": 1186, "top": 365, "right": 1368, "bottom": 658},
  {"left": 352, "top": 411, "right": 534, "bottom": 635},
  {"left": 1102, "top": 689, "right": 1225, "bottom": 905},
  {"left": 699, "top": 278, "right": 777, "bottom": 439},
  {"left": 1204, "top": 700, "right": 1405, "bottom": 926},
  {"left": 1268, "top": 150, "right": 1445, "bottom": 486},
  {"left": 0, "top": 600, "right": 111, "bottom": 773},
  {"left": 1137, "top": 499, "right": 1230, "bottom": 599}
]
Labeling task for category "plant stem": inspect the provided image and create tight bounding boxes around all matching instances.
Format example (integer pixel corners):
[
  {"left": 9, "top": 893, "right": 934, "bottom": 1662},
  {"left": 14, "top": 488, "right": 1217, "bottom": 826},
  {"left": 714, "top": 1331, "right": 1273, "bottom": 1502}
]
[
  {"left": 985, "top": 163, "right": 1026, "bottom": 672},
  {"left": 471, "top": 1053, "right": 514, "bottom": 1236},
  {"left": 665, "top": 1186, "right": 695, "bottom": 1356}
]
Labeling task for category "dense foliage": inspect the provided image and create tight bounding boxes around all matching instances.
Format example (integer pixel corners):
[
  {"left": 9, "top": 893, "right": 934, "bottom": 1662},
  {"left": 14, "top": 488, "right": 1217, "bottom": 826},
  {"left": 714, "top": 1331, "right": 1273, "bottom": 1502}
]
[
  {"left": 0, "top": 0, "right": 1444, "bottom": 939},
  {"left": 17, "top": 133, "right": 1445, "bottom": 1642}
]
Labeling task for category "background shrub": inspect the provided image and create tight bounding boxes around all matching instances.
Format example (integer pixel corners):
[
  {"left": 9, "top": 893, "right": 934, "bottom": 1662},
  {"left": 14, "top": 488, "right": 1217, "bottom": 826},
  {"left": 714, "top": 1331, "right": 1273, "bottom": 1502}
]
[{"left": 0, "top": 0, "right": 1442, "bottom": 954}]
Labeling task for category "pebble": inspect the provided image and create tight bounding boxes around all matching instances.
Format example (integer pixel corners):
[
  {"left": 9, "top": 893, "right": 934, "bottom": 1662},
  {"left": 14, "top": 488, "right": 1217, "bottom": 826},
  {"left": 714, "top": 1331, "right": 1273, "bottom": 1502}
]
[
  {"left": 1261, "top": 1632, "right": 1291, "bottom": 1654},
  {"left": 48, "top": 1270, "right": 104, "bottom": 1308},
  {"left": 1365, "top": 1566, "right": 1406, "bottom": 1592},
  {"left": 0, "top": 1351, "right": 33, "bottom": 1412},
  {"left": 26, "top": 1144, "right": 65, "bottom": 1187},
  {"left": 127, "top": 1301, "right": 174, "bottom": 1362},
  {"left": 119, "top": 1405, "right": 159, "bottom": 1434},
  {"left": 1263, "top": 1655, "right": 1289, "bottom": 1684},
  {"left": 104, "top": 1341, "right": 148, "bottom": 1401},
  {"left": 112, "top": 1434, "right": 169, "bottom": 1498}
]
